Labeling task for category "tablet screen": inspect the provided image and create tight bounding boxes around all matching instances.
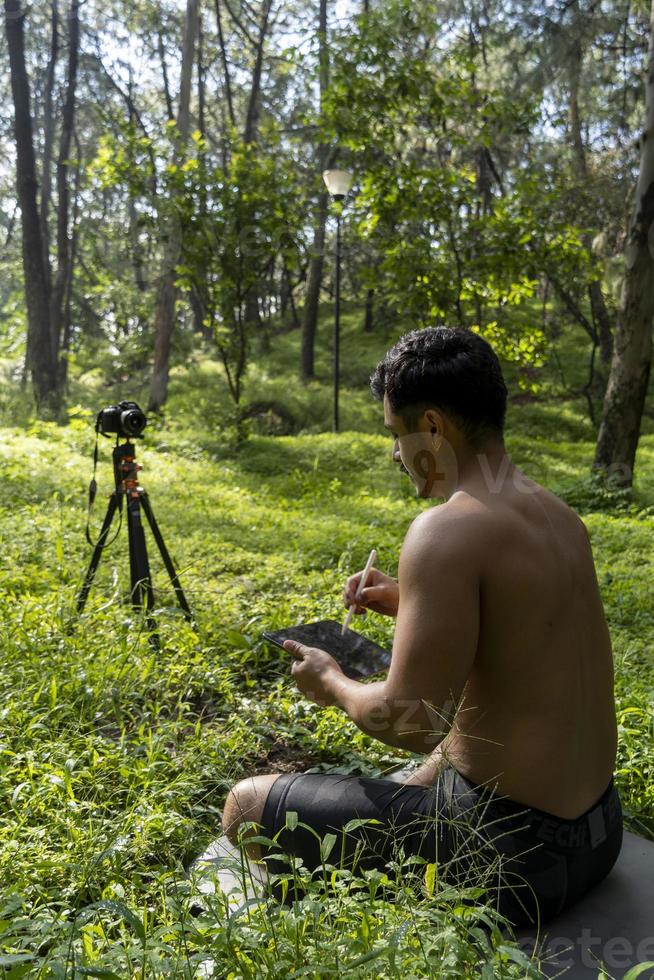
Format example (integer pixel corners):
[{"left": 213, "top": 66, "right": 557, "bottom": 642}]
[{"left": 262, "top": 620, "right": 391, "bottom": 679}]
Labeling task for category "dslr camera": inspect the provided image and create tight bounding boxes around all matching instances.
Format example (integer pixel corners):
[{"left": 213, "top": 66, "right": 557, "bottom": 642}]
[{"left": 96, "top": 400, "right": 147, "bottom": 439}]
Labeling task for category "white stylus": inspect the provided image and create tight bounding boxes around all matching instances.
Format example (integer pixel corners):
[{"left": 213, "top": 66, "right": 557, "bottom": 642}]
[{"left": 342, "top": 548, "right": 377, "bottom": 635}]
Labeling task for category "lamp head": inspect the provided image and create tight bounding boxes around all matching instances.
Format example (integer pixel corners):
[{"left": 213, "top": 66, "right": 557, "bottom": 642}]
[{"left": 322, "top": 168, "right": 353, "bottom": 200}]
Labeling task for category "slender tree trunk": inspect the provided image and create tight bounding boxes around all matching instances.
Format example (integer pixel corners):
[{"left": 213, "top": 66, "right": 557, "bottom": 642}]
[
  {"left": 4, "top": 0, "right": 58, "bottom": 411},
  {"left": 280, "top": 261, "right": 300, "bottom": 329},
  {"left": 189, "top": 287, "right": 212, "bottom": 339},
  {"left": 51, "top": 0, "right": 80, "bottom": 371},
  {"left": 59, "top": 132, "right": 81, "bottom": 388},
  {"left": 567, "top": 15, "right": 613, "bottom": 366},
  {"left": 280, "top": 264, "right": 289, "bottom": 320},
  {"left": 243, "top": 0, "right": 273, "bottom": 145},
  {"left": 301, "top": 193, "right": 328, "bottom": 379},
  {"left": 197, "top": 11, "right": 206, "bottom": 139},
  {"left": 588, "top": 279, "right": 613, "bottom": 367},
  {"left": 127, "top": 73, "right": 147, "bottom": 294},
  {"left": 148, "top": 0, "right": 199, "bottom": 413},
  {"left": 300, "top": 0, "right": 329, "bottom": 381},
  {"left": 241, "top": 0, "right": 273, "bottom": 338},
  {"left": 363, "top": 287, "right": 374, "bottom": 332},
  {"left": 594, "top": 0, "right": 654, "bottom": 487},
  {"left": 214, "top": 0, "right": 235, "bottom": 128},
  {"left": 189, "top": 9, "right": 211, "bottom": 337},
  {"left": 158, "top": 29, "right": 174, "bottom": 121},
  {"left": 40, "top": 1, "right": 58, "bottom": 317}
]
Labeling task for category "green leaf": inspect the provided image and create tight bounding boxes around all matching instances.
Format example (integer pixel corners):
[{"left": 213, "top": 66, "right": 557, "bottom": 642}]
[
  {"left": 320, "top": 832, "right": 337, "bottom": 862},
  {"left": 343, "top": 817, "right": 382, "bottom": 833},
  {"left": 226, "top": 630, "right": 251, "bottom": 650},
  {"left": 80, "top": 900, "right": 146, "bottom": 943},
  {"left": 623, "top": 964, "right": 654, "bottom": 980},
  {"left": 424, "top": 861, "right": 436, "bottom": 896},
  {"left": 342, "top": 945, "right": 392, "bottom": 971},
  {"left": 496, "top": 943, "right": 539, "bottom": 968}
]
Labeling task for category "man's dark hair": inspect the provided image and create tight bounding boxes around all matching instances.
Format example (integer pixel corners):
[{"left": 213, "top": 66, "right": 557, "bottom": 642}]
[{"left": 370, "top": 327, "right": 508, "bottom": 446}]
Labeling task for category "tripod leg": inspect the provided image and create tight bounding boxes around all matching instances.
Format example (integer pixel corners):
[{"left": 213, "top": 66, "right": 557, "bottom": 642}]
[
  {"left": 140, "top": 492, "right": 193, "bottom": 621},
  {"left": 125, "top": 491, "right": 155, "bottom": 616},
  {"left": 77, "top": 493, "right": 119, "bottom": 615},
  {"left": 125, "top": 494, "right": 159, "bottom": 648}
]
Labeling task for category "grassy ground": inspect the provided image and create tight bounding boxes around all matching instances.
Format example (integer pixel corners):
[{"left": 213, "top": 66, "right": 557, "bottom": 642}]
[{"left": 0, "top": 309, "right": 653, "bottom": 977}]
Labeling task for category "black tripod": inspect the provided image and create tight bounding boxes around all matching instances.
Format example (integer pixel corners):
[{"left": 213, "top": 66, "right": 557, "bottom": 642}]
[{"left": 77, "top": 441, "right": 192, "bottom": 637}]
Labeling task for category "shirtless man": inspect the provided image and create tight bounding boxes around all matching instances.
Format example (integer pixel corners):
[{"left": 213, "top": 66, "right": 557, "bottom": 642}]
[{"left": 223, "top": 326, "right": 622, "bottom": 927}]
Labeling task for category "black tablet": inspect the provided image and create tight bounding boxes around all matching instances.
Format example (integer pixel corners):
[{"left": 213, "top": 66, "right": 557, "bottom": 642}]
[{"left": 262, "top": 619, "right": 392, "bottom": 680}]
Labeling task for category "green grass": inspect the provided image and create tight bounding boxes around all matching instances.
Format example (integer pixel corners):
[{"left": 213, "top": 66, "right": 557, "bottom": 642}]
[{"left": 0, "top": 310, "right": 653, "bottom": 977}]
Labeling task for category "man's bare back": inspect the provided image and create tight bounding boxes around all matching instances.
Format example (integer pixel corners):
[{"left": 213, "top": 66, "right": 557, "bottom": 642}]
[
  {"left": 226, "top": 327, "right": 623, "bottom": 929},
  {"left": 417, "top": 466, "right": 617, "bottom": 820}
]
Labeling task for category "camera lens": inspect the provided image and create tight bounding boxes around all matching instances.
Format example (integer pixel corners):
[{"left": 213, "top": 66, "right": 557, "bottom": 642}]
[{"left": 120, "top": 407, "right": 147, "bottom": 437}]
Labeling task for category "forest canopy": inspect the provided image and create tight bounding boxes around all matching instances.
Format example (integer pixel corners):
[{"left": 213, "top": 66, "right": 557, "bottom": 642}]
[{"left": 1, "top": 0, "right": 653, "bottom": 480}]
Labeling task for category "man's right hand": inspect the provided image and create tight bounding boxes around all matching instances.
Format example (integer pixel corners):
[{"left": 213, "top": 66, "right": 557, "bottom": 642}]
[{"left": 343, "top": 567, "right": 400, "bottom": 618}]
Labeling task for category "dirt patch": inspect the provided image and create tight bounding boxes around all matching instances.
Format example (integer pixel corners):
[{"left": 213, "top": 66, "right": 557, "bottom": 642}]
[{"left": 252, "top": 741, "right": 318, "bottom": 775}]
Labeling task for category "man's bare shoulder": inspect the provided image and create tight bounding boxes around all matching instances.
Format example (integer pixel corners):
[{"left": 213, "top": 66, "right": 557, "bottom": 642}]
[
  {"left": 415, "top": 492, "right": 497, "bottom": 531},
  {"left": 509, "top": 478, "right": 592, "bottom": 543},
  {"left": 402, "top": 496, "right": 490, "bottom": 565},
  {"left": 538, "top": 486, "right": 590, "bottom": 537},
  {"left": 405, "top": 483, "right": 590, "bottom": 567}
]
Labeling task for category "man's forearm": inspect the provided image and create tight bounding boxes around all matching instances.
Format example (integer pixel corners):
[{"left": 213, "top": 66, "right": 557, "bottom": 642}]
[
  {"left": 403, "top": 743, "right": 449, "bottom": 784},
  {"left": 326, "top": 672, "right": 447, "bottom": 753}
]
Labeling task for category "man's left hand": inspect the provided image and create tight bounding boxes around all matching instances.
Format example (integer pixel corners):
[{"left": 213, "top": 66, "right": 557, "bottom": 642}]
[{"left": 283, "top": 640, "right": 344, "bottom": 706}]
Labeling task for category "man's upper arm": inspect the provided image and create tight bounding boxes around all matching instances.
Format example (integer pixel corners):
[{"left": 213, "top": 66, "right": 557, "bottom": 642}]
[{"left": 386, "top": 507, "right": 480, "bottom": 729}]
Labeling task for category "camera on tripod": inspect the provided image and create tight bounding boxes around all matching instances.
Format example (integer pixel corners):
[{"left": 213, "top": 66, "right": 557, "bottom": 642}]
[
  {"left": 96, "top": 400, "right": 147, "bottom": 439},
  {"left": 78, "top": 398, "right": 192, "bottom": 643}
]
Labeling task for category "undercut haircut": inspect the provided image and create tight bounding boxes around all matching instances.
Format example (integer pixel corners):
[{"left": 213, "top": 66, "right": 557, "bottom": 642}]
[{"left": 370, "top": 327, "right": 508, "bottom": 447}]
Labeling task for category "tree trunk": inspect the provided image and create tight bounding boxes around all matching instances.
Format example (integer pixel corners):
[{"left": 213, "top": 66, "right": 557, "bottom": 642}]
[
  {"left": 568, "top": 9, "right": 613, "bottom": 366},
  {"left": 148, "top": 0, "right": 199, "bottom": 413},
  {"left": 4, "top": 0, "right": 58, "bottom": 411},
  {"left": 301, "top": 191, "right": 328, "bottom": 379},
  {"left": 240, "top": 0, "right": 273, "bottom": 340},
  {"left": 300, "top": 0, "right": 329, "bottom": 381},
  {"left": 588, "top": 279, "right": 613, "bottom": 367},
  {"left": 594, "top": 0, "right": 654, "bottom": 488},
  {"left": 243, "top": 0, "right": 273, "bottom": 145},
  {"left": 40, "top": 0, "right": 58, "bottom": 317},
  {"left": 158, "top": 29, "right": 174, "bottom": 121},
  {"left": 280, "top": 261, "right": 300, "bottom": 329},
  {"left": 51, "top": 0, "right": 80, "bottom": 370},
  {"left": 128, "top": 72, "right": 147, "bottom": 294},
  {"left": 197, "top": 11, "right": 206, "bottom": 139},
  {"left": 214, "top": 0, "right": 235, "bottom": 127},
  {"left": 190, "top": 285, "right": 212, "bottom": 339},
  {"left": 59, "top": 133, "right": 81, "bottom": 388},
  {"left": 363, "top": 287, "right": 374, "bottom": 332},
  {"left": 280, "top": 263, "right": 289, "bottom": 319}
]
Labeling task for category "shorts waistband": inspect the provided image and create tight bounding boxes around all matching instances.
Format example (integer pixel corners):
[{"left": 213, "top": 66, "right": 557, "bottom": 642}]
[
  {"left": 530, "top": 778, "right": 622, "bottom": 851},
  {"left": 452, "top": 771, "right": 622, "bottom": 852}
]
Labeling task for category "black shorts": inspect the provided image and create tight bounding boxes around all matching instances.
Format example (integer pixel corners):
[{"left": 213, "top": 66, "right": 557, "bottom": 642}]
[{"left": 260, "top": 766, "right": 623, "bottom": 928}]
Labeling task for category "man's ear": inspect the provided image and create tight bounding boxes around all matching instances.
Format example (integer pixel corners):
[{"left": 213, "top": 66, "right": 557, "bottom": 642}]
[{"left": 424, "top": 408, "right": 444, "bottom": 435}]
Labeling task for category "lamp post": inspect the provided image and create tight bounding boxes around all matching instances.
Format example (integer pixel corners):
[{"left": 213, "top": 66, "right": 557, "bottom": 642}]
[{"left": 322, "top": 168, "right": 353, "bottom": 433}]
